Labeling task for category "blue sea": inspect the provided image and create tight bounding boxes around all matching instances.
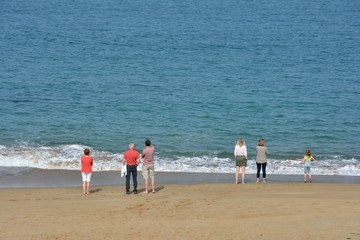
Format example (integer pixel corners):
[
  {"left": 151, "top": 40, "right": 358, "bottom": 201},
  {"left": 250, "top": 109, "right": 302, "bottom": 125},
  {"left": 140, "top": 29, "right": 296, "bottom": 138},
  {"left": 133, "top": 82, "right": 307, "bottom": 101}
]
[{"left": 1, "top": 0, "right": 359, "bottom": 177}]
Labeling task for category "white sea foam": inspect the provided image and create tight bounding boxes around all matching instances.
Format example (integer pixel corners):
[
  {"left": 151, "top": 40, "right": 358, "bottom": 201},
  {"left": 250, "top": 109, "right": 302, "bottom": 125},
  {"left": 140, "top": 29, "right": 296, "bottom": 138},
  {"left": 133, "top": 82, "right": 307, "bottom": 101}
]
[
  {"left": 0, "top": 145, "right": 359, "bottom": 176},
  {"left": 0, "top": 144, "right": 122, "bottom": 171}
]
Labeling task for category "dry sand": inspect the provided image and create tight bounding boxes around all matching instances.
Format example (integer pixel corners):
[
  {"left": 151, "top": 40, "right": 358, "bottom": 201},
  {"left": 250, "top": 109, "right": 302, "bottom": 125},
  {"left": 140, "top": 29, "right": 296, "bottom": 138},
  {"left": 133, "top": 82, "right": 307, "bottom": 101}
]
[{"left": 1, "top": 183, "right": 359, "bottom": 240}]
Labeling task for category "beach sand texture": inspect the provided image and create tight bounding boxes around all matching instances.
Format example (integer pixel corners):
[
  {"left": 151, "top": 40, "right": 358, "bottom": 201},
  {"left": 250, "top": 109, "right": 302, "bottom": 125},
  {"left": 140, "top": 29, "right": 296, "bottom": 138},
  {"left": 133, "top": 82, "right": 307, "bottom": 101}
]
[{"left": 1, "top": 183, "right": 359, "bottom": 240}]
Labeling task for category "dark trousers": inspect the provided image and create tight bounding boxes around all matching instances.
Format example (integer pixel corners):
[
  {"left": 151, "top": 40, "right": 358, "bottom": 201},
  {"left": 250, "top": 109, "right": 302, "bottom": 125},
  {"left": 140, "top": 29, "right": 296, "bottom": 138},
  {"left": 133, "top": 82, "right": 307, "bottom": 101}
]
[
  {"left": 256, "top": 162, "right": 267, "bottom": 178},
  {"left": 126, "top": 165, "right": 137, "bottom": 192}
]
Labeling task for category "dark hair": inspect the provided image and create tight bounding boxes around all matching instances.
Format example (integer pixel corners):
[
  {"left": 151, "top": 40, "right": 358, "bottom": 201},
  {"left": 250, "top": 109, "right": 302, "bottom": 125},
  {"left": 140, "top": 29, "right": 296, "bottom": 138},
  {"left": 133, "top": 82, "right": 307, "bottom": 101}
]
[
  {"left": 145, "top": 139, "right": 151, "bottom": 146},
  {"left": 258, "top": 139, "right": 265, "bottom": 146},
  {"left": 84, "top": 148, "right": 90, "bottom": 155}
]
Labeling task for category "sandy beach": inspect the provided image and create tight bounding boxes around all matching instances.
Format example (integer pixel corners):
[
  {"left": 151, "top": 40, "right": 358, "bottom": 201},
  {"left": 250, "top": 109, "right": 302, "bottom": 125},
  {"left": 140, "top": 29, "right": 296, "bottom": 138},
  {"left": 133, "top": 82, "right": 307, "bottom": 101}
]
[{"left": 1, "top": 181, "right": 359, "bottom": 240}]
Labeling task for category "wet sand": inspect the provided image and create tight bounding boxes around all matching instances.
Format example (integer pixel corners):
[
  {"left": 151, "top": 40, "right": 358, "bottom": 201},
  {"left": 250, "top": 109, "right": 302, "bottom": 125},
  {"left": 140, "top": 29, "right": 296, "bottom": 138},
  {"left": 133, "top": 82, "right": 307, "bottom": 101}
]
[{"left": 1, "top": 168, "right": 360, "bottom": 188}]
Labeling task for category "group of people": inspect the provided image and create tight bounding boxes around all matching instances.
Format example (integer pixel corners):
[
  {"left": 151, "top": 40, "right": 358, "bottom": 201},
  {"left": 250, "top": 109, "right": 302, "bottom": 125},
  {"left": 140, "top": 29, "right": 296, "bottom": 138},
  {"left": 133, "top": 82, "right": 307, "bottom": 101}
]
[
  {"left": 122, "top": 139, "right": 156, "bottom": 194},
  {"left": 234, "top": 138, "right": 268, "bottom": 185},
  {"left": 80, "top": 138, "right": 316, "bottom": 195},
  {"left": 80, "top": 139, "right": 156, "bottom": 195},
  {"left": 234, "top": 138, "right": 315, "bottom": 184}
]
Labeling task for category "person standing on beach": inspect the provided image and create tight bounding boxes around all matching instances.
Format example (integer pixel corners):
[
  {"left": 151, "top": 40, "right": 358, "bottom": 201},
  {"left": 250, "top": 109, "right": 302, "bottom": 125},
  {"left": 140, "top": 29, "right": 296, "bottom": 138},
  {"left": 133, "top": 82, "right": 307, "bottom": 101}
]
[
  {"left": 301, "top": 149, "right": 315, "bottom": 183},
  {"left": 123, "top": 143, "right": 140, "bottom": 194},
  {"left": 256, "top": 139, "right": 268, "bottom": 183},
  {"left": 81, "top": 148, "right": 93, "bottom": 195},
  {"left": 234, "top": 138, "right": 247, "bottom": 184},
  {"left": 142, "top": 139, "right": 156, "bottom": 193}
]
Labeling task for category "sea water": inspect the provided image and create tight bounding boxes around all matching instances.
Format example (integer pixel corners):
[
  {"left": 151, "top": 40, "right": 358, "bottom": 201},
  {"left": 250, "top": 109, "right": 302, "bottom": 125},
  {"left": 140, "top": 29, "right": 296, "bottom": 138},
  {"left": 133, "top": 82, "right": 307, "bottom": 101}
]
[{"left": 0, "top": 0, "right": 359, "bottom": 177}]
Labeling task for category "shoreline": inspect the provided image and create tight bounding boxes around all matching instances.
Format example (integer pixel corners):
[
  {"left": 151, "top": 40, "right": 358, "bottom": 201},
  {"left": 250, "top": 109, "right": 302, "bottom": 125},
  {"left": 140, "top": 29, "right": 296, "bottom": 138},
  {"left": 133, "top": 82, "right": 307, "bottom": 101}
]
[{"left": 1, "top": 168, "right": 359, "bottom": 188}]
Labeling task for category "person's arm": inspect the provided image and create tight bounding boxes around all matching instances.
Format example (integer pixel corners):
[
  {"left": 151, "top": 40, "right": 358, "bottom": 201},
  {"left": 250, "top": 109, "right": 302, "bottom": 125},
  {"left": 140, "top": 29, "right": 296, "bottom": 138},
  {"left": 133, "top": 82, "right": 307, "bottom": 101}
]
[
  {"left": 136, "top": 154, "right": 140, "bottom": 166},
  {"left": 142, "top": 150, "right": 145, "bottom": 159},
  {"left": 91, "top": 157, "right": 93, "bottom": 166},
  {"left": 244, "top": 146, "right": 248, "bottom": 160},
  {"left": 234, "top": 145, "right": 237, "bottom": 157}
]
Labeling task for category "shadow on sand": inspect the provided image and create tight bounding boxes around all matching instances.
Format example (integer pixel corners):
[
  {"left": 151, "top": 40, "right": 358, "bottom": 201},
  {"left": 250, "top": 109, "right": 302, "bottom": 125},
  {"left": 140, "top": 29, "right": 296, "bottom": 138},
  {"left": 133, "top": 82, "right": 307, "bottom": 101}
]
[
  {"left": 89, "top": 188, "right": 102, "bottom": 193},
  {"left": 137, "top": 185, "right": 165, "bottom": 194}
]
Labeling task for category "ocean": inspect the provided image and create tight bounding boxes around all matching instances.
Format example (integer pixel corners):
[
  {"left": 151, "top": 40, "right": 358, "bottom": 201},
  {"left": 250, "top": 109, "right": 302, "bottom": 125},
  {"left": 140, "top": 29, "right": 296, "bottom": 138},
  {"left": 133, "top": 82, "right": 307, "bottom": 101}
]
[{"left": 1, "top": 0, "right": 359, "bottom": 178}]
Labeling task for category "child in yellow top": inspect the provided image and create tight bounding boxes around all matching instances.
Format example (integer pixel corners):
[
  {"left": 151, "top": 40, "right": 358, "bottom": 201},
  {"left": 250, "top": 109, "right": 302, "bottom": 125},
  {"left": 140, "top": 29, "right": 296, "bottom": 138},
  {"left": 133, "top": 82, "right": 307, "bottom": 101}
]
[{"left": 301, "top": 149, "right": 315, "bottom": 183}]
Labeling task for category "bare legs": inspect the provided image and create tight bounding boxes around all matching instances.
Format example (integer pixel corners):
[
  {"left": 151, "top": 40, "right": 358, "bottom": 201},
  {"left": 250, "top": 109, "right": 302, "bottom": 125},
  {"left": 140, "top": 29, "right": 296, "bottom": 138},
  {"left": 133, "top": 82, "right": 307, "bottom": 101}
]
[
  {"left": 241, "top": 166, "right": 245, "bottom": 184},
  {"left": 83, "top": 181, "right": 86, "bottom": 194},
  {"left": 151, "top": 176, "right": 155, "bottom": 192},
  {"left": 235, "top": 166, "right": 240, "bottom": 184},
  {"left": 144, "top": 176, "right": 155, "bottom": 193},
  {"left": 235, "top": 166, "right": 246, "bottom": 184},
  {"left": 304, "top": 174, "right": 312, "bottom": 183},
  {"left": 82, "top": 181, "right": 90, "bottom": 195}
]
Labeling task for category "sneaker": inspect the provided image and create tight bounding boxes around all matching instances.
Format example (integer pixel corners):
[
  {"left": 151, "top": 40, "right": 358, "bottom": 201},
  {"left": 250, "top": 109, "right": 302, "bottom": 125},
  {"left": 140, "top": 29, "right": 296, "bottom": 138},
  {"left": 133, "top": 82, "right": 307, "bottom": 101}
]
[
  {"left": 133, "top": 190, "right": 138, "bottom": 194},
  {"left": 126, "top": 191, "right": 131, "bottom": 195}
]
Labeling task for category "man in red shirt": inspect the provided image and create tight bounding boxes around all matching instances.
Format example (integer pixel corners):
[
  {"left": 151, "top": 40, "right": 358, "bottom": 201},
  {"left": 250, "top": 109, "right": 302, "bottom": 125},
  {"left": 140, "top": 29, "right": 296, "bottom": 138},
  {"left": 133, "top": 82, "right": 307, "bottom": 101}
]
[{"left": 123, "top": 143, "right": 140, "bottom": 194}]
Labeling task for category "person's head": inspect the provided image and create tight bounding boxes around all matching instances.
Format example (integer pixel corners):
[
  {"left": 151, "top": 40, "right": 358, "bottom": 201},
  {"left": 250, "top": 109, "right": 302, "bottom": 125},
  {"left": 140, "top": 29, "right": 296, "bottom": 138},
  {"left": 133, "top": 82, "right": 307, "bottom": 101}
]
[
  {"left": 145, "top": 139, "right": 151, "bottom": 147},
  {"left": 237, "top": 138, "right": 246, "bottom": 147},
  {"left": 129, "top": 143, "right": 136, "bottom": 150},
  {"left": 84, "top": 148, "right": 90, "bottom": 155},
  {"left": 305, "top": 149, "right": 312, "bottom": 156},
  {"left": 258, "top": 139, "right": 265, "bottom": 146}
]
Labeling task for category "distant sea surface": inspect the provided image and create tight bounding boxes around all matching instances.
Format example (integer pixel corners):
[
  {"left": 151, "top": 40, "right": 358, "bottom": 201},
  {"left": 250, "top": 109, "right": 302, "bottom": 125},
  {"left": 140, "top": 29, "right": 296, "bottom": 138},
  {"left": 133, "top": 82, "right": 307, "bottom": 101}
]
[{"left": 1, "top": 0, "right": 359, "bottom": 177}]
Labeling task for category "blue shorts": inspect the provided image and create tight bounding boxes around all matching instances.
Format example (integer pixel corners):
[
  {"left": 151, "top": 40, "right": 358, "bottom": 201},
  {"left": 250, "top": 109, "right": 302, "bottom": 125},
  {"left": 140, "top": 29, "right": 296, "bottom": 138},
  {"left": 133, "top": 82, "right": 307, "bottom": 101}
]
[{"left": 304, "top": 166, "right": 311, "bottom": 174}]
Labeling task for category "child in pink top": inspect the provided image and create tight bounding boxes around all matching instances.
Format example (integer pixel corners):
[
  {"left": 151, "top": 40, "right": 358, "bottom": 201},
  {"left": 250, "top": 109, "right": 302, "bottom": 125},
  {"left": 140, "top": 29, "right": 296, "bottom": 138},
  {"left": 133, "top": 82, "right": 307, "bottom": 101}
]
[{"left": 81, "top": 148, "right": 93, "bottom": 195}]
